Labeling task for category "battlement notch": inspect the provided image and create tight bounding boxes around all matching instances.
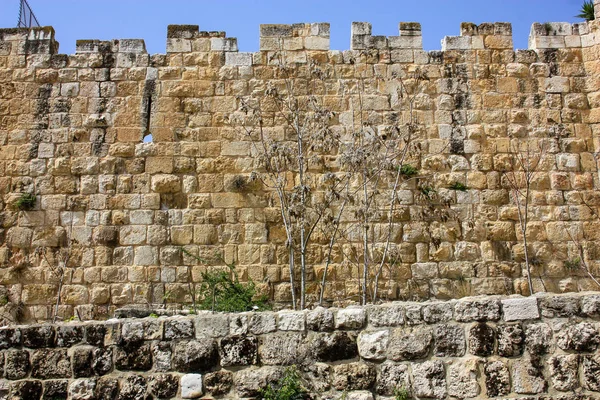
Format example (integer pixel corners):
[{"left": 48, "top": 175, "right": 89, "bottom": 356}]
[
  {"left": 0, "top": 26, "right": 58, "bottom": 55},
  {"left": 442, "top": 22, "right": 513, "bottom": 51}
]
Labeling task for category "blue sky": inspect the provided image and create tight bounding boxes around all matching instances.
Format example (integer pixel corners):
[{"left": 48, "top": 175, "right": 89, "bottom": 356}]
[{"left": 0, "top": 0, "right": 587, "bottom": 54}]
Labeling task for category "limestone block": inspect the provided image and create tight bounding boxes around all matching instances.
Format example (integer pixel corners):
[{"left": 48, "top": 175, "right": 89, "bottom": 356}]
[
  {"left": 225, "top": 52, "right": 253, "bottom": 66},
  {"left": 442, "top": 36, "right": 472, "bottom": 51},
  {"left": 447, "top": 359, "right": 480, "bottom": 398},
  {"left": 412, "top": 360, "right": 447, "bottom": 398},
  {"left": 172, "top": 340, "right": 218, "bottom": 372},
  {"left": 548, "top": 354, "right": 579, "bottom": 391},
  {"left": 388, "top": 326, "right": 432, "bottom": 361},
  {"left": 311, "top": 332, "right": 358, "bottom": 362},
  {"left": 502, "top": 297, "right": 540, "bottom": 321},
  {"left": 211, "top": 38, "right": 238, "bottom": 52},
  {"left": 332, "top": 362, "right": 376, "bottom": 391},
  {"left": 219, "top": 335, "right": 258, "bottom": 366},
  {"left": 357, "top": 330, "right": 388, "bottom": 361},
  {"left": 512, "top": 357, "right": 548, "bottom": 394},
  {"left": 367, "top": 303, "right": 404, "bottom": 327},
  {"left": 484, "top": 361, "right": 510, "bottom": 397},
  {"left": 376, "top": 362, "right": 410, "bottom": 396},
  {"left": 181, "top": 374, "right": 203, "bottom": 398},
  {"left": 335, "top": 308, "right": 366, "bottom": 329},
  {"left": 278, "top": 311, "right": 305, "bottom": 331}
]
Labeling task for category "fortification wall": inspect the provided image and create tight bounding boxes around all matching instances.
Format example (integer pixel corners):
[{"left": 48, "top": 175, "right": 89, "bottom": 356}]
[
  {"left": 1, "top": 8, "right": 600, "bottom": 321},
  {"left": 0, "top": 293, "right": 598, "bottom": 399}
]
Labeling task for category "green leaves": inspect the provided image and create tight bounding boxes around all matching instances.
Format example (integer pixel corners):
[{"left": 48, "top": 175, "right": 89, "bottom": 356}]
[
  {"left": 576, "top": 0, "right": 595, "bottom": 20},
  {"left": 261, "top": 366, "right": 311, "bottom": 400}
]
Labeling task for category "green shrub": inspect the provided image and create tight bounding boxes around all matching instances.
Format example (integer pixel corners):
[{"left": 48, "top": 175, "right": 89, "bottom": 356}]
[
  {"left": 448, "top": 182, "right": 468, "bottom": 191},
  {"left": 400, "top": 164, "right": 418, "bottom": 178},
  {"left": 576, "top": 0, "right": 595, "bottom": 20},
  {"left": 394, "top": 386, "right": 411, "bottom": 400},
  {"left": 15, "top": 193, "right": 36, "bottom": 210},
  {"left": 261, "top": 366, "right": 311, "bottom": 400}
]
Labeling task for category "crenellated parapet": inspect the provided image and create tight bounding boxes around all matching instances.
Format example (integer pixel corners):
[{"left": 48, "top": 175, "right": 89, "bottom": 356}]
[
  {"left": 0, "top": 26, "right": 58, "bottom": 55},
  {"left": 442, "top": 22, "right": 513, "bottom": 51},
  {"left": 166, "top": 24, "right": 237, "bottom": 53},
  {"left": 351, "top": 22, "right": 423, "bottom": 50},
  {"left": 259, "top": 22, "right": 330, "bottom": 52},
  {"left": 528, "top": 22, "right": 591, "bottom": 49}
]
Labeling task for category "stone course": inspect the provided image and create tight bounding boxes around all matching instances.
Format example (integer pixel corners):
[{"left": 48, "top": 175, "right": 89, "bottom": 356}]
[
  {"left": 0, "top": 292, "right": 594, "bottom": 398},
  {"left": 1, "top": 6, "right": 600, "bottom": 321}
]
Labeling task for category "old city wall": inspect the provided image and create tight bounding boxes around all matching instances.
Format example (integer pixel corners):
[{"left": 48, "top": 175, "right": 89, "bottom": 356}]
[
  {"left": 0, "top": 293, "right": 598, "bottom": 399},
  {"left": 1, "top": 3, "right": 600, "bottom": 321}
]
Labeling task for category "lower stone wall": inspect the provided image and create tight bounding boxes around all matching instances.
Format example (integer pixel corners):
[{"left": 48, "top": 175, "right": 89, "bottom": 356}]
[{"left": 1, "top": 292, "right": 600, "bottom": 399}]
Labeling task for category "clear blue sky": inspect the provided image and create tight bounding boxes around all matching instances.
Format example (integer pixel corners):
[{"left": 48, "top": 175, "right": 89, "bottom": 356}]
[{"left": 0, "top": 0, "right": 586, "bottom": 54}]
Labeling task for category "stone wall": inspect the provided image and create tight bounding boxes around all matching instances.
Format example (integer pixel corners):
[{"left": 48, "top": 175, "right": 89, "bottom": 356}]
[
  {"left": 0, "top": 292, "right": 598, "bottom": 399},
  {"left": 1, "top": 8, "right": 600, "bottom": 321}
]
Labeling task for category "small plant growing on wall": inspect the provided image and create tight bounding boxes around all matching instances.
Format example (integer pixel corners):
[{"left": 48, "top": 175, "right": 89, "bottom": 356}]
[
  {"left": 448, "top": 181, "right": 468, "bottom": 191},
  {"left": 261, "top": 366, "right": 311, "bottom": 400},
  {"left": 14, "top": 193, "right": 36, "bottom": 210}
]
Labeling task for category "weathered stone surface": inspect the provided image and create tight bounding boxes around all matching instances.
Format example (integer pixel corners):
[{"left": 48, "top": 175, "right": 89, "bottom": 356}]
[
  {"left": 114, "top": 342, "right": 153, "bottom": 371},
  {"left": 68, "top": 378, "right": 96, "bottom": 400},
  {"left": 219, "top": 335, "right": 258, "bottom": 366},
  {"left": 484, "top": 360, "right": 510, "bottom": 397},
  {"left": 512, "top": 357, "right": 548, "bottom": 394},
  {"left": 307, "top": 307, "right": 334, "bottom": 331},
  {"left": 582, "top": 295, "right": 600, "bottom": 317},
  {"left": 525, "top": 323, "right": 553, "bottom": 354},
  {"left": 497, "top": 324, "right": 524, "bottom": 357},
  {"left": 43, "top": 380, "right": 69, "bottom": 399},
  {"left": 235, "top": 367, "right": 282, "bottom": 397},
  {"left": 22, "top": 325, "right": 55, "bottom": 348},
  {"left": 556, "top": 322, "right": 599, "bottom": 352},
  {"left": 549, "top": 354, "right": 579, "bottom": 392},
  {"left": 502, "top": 297, "right": 540, "bottom": 321},
  {"left": 152, "top": 341, "right": 172, "bottom": 372},
  {"left": 357, "top": 330, "right": 389, "bottom": 361},
  {"left": 311, "top": 331, "right": 358, "bottom": 362},
  {"left": 164, "top": 317, "right": 194, "bottom": 340},
  {"left": 0, "top": 328, "right": 21, "bottom": 349},
  {"left": 433, "top": 324, "right": 465, "bottom": 357},
  {"left": 583, "top": 355, "right": 600, "bottom": 391},
  {"left": 259, "top": 332, "right": 306, "bottom": 365},
  {"left": 118, "top": 374, "right": 148, "bottom": 400},
  {"left": 181, "top": 373, "right": 203, "bottom": 399},
  {"left": 172, "top": 339, "right": 218, "bottom": 372},
  {"left": 376, "top": 362, "right": 409, "bottom": 396},
  {"left": 249, "top": 313, "right": 277, "bottom": 334},
  {"left": 95, "top": 377, "right": 119, "bottom": 400},
  {"left": 412, "top": 360, "right": 447, "bottom": 398},
  {"left": 469, "top": 322, "right": 495, "bottom": 356},
  {"left": 204, "top": 370, "right": 233, "bottom": 396},
  {"left": 303, "top": 362, "right": 331, "bottom": 393},
  {"left": 332, "top": 362, "right": 376, "bottom": 391},
  {"left": 195, "top": 314, "right": 229, "bottom": 337},
  {"left": 56, "top": 325, "right": 85, "bottom": 347},
  {"left": 335, "top": 308, "right": 366, "bottom": 329},
  {"left": 148, "top": 374, "right": 179, "bottom": 398},
  {"left": 278, "top": 311, "right": 305, "bottom": 331},
  {"left": 540, "top": 295, "right": 580, "bottom": 318},
  {"left": 448, "top": 359, "right": 480, "bottom": 398},
  {"left": 422, "top": 302, "right": 453, "bottom": 323},
  {"left": 5, "top": 350, "right": 30, "bottom": 380},
  {"left": 455, "top": 299, "right": 500, "bottom": 322},
  {"left": 368, "top": 304, "right": 405, "bottom": 326},
  {"left": 12, "top": 380, "right": 43, "bottom": 400},
  {"left": 31, "top": 349, "right": 71, "bottom": 379},
  {"left": 388, "top": 326, "right": 432, "bottom": 360}
]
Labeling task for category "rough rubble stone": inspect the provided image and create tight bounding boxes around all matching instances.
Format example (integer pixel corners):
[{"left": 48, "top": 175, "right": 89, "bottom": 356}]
[
  {"left": 448, "top": 359, "right": 480, "bottom": 398},
  {"left": 388, "top": 326, "right": 432, "bottom": 360},
  {"left": 204, "top": 370, "right": 233, "bottom": 396},
  {"left": 303, "top": 362, "right": 331, "bottom": 393},
  {"left": 164, "top": 317, "right": 194, "bottom": 340},
  {"left": 484, "top": 360, "right": 511, "bottom": 397},
  {"left": 278, "top": 311, "right": 305, "bottom": 331},
  {"left": 412, "top": 360, "right": 447, "bottom": 399},
  {"left": 454, "top": 299, "right": 500, "bottom": 322},
  {"left": 259, "top": 332, "right": 306, "bottom": 365},
  {"left": 152, "top": 341, "right": 172, "bottom": 372},
  {"left": 368, "top": 304, "right": 405, "bottom": 326},
  {"left": 540, "top": 295, "right": 580, "bottom": 318},
  {"left": 21, "top": 325, "right": 55, "bottom": 348},
  {"left": 549, "top": 354, "right": 579, "bottom": 392},
  {"left": 422, "top": 302, "right": 454, "bottom": 323},
  {"left": 249, "top": 313, "right": 277, "bottom": 334},
  {"left": 376, "top": 362, "right": 410, "bottom": 396},
  {"left": 512, "top": 357, "right": 548, "bottom": 394},
  {"left": 0, "top": 328, "right": 21, "bottom": 349},
  {"left": 31, "top": 348, "right": 71, "bottom": 379},
  {"left": 307, "top": 307, "right": 334, "bottom": 331},
  {"left": 582, "top": 355, "right": 600, "bottom": 391},
  {"left": 525, "top": 323, "right": 553, "bottom": 354},
  {"left": 497, "top": 323, "right": 524, "bottom": 357},
  {"left": 114, "top": 342, "right": 153, "bottom": 371},
  {"left": 219, "top": 335, "right": 258, "bottom": 366},
  {"left": 335, "top": 308, "right": 366, "bottom": 329},
  {"left": 11, "top": 380, "right": 43, "bottom": 400},
  {"left": 469, "top": 322, "right": 495, "bottom": 356},
  {"left": 195, "top": 314, "right": 229, "bottom": 337},
  {"left": 405, "top": 305, "right": 423, "bottom": 325},
  {"left": 85, "top": 324, "right": 106, "bottom": 346},
  {"left": 556, "top": 322, "right": 599, "bottom": 352},
  {"left": 95, "top": 377, "right": 119, "bottom": 400},
  {"left": 582, "top": 295, "right": 600, "bottom": 317},
  {"left": 332, "top": 362, "right": 376, "bottom": 391},
  {"left": 55, "top": 325, "right": 85, "bottom": 347},
  {"left": 68, "top": 378, "right": 97, "bottom": 400},
  {"left": 148, "top": 374, "right": 179, "bottom": 398},
  {"left": 118, "top": 374, "right": 148, "bottom": 400},
  {"left": 312, "top": 331, "right": 358, "bottom": 362},
  {"left": 43, "top": 380, "right": 69, "bottom": 399},
  {"left": 433, "top": 324, "right": 465, "bottom": 357},
  {"left": 5, "top": 350, "right": 30, "bottom": 380},
  {"left": 181, "top": 373, "right": 203, "bottom": 399},
  {"left": 234, "top": 367, "right": 283, "bottom": 397},
  {"left": 357, "top": 330, "right": 389, "bottom": 361},
  {"left": 502, "top": 297, "right": 540, "bottom": 321},
  {"left": 171, "top": 339, "right": 218, "bottom": 372},
  {"left": 229, "top": 314, "right": 249, "bottom": 335}
]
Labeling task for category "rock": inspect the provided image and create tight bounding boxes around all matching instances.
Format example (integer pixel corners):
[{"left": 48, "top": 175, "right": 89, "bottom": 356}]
[
  {"left": 259, "top": 332, "right": 306, "bottom": 365},
  {"left": 181, "top": 373, "right": 203, "bottom": 398},
  {"left": 68, "top": 378, "right": 97, "bottom": 400},
  {"left": 469, "top": 323, "right": 495, "bottom": 356},
  {"left": 448, "top": 359, "right": 480, "bottom": 398},
  {"left": 412, "top": 360, "right": 447, "bottom": 399},
  {"left": 433, "top": 324, "right": 465, "bottom": 357},
  {"left": 583, "top": 355, "right": 600, "bottom": 391},
  {"left": 335, "top": 308, "right": 366, "bottom": 329},
  {"left": 582, "top": 295, "right": 600, "bottom": 317},
  {"left": 278, "top": 311, "right": 305, "bottom": 331},
  {"left": 204, "top": 370, "right": 233, "bottom": 396},
  {"left": 31, "top": 348, "right": 71, "bottom": 379},
  {"left": 556, "top": 322, "right": 599, "bottom": 352},
  {"left": 5, "top": 350, "right": 30, "bottom": 379},
  {"left": 368, "top": 304, "right": 405, "bottom": 326},
  {"left": 0, "top": 328, "right": 21, "bottom": 349},
  {"left": 549, "top": 354, "right": 579, "bottom": 392},
  {"left": 303, "top": 362, "right": 331, "bottom": 392},
  {"left": 148, "top": 374, "right": 179, "bottom": 398},
  {"left": 229, "top": 314, "right": 248, "bottom": 335},
  {"left": 85, "top": 324, "right": 106, "bottom": 346},
  {"left": 388, "top": 326, "right": 432, "bottom": 360},
  {"left": 345, "top": 391, "right": 374, "bottom": 400},
  {"left": 95, "top": 377, "right": 119, "bottom": 400},
  {"left": 121, "top": 320, "right": 162, "bottom": 343},
  {"left": 171, "top": 339, "right": 218, "bottom": 372},
  {"left": 164, "top": 317, "right": 194, "bottom": 340},
  {"left": 114, "top": 307, "right": 153, "bottom": 319},
  {"left": 92, "top": 347, "right": 113, "bottom": 376},
  {"left": 55, "top": 325, "right": 85, "bottom": 347},
  {"left": 11, "top": 380, "right": 43, "bottom": 400},
  {"left": 502, "top": 297, "right": 540, "bottom": 321},
  {"left": 114, "top": 342, "right": 153, "bottom": 371},
  {"left": 540, "top": 295, "right": 580, "bottom": 318},
  {"left": 454, "top": 299, "right": 500, "bottom": 321},
  {"left": 249, "top": 313, "right": 277, "bottom": 334},
  {"left": 219, "top": 335, "right": 258, "bottom": 366},
  {"left": 235, "top": 367, "right": 283, "bottom": 397},
  {"left": 497, "top": 324, "right": 524, "bottom": 357},
  {"left": 151, "top": 174, "right": 181, "bottom": 193},
  {"left": 307, "top": 307, "right": 334, "bottom": 331},
  {"left": 422, "top": 302, "right": 453, "bottom": 323},
  {"left": 152, "top": 341, "right": 172, "bottom": 372},
  {"left": 357, "top": 330, "right": 389, "bottom": 361},
  {"left": 376, "top": 362, "right": 410, "bottom": 396},
  {"left": 311, "top": 331, "right": 358, "bottom": 362},
  {"left": 332, "top": 362, "right": 376, "bottom": 391},
  {"left": 525, "top": 323, "right": 553, "bottom": 354},
  {"left": 195, "top": 314, "right": 229, "bottom": 337},
  {"left": 72, "top": 347, "right": 94, "bottom": 377},
  {"left": 405, "top": 305, "right": 423, "bottom": 325},
  {"left": 21, "top": 325, "right": 55, "bottom": 348},
  {"left": 484, "top": 360, "right": 510, "bottom": 397},
  {"left": 118, "top": 375, "right": 148, "bottom": 400},
  {"left": 512, "top": 357, "right": 547, "bottom": 394},
  {"left": 43, "top": 380, "right": 69, "bottom": 399}
]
